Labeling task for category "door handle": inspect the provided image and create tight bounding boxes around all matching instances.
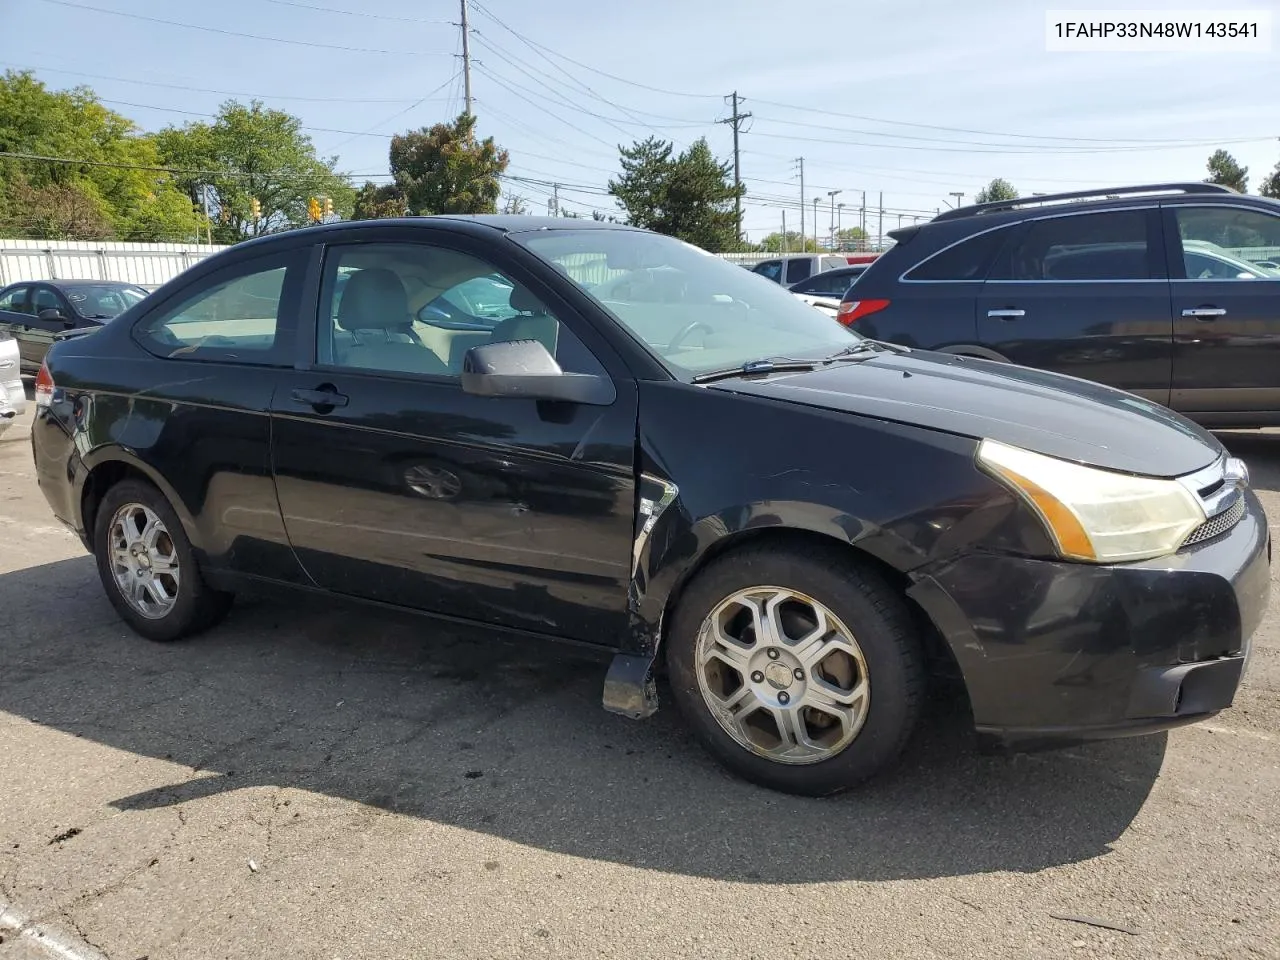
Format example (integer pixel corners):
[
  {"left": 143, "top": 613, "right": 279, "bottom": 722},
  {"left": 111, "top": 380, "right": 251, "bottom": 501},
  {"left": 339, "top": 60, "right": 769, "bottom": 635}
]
[
  {"left": 1182, "top": 307, "right": 1226, "bottom": 319},
  {"left": 291, "top": 386, "right": 349, "bottom": 409},
  {"left": 987, "top": 309, "right": 1025, "bottom": 319}
]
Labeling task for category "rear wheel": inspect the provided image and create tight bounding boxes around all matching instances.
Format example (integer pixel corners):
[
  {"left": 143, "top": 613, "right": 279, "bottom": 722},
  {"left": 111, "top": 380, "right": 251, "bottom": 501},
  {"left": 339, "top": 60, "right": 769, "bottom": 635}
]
[
  {"left": 93, "top": 479, "right": 232, "bottom": 642},
  {"left": 666, "top": 545, "right": 924, "bottom": 795}
]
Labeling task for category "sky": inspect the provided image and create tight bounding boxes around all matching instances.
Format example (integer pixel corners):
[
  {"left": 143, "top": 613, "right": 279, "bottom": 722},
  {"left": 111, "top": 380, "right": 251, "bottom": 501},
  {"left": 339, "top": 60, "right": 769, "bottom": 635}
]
[{"left": 5, "top": 0, "right": 1280, "bottom": 244}]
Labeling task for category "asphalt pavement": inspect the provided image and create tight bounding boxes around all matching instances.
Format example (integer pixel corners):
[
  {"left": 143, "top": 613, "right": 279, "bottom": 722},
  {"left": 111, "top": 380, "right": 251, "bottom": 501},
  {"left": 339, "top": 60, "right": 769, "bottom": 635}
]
[{"left": 1, "top": 400, "right": 1277, "bottom": 960}]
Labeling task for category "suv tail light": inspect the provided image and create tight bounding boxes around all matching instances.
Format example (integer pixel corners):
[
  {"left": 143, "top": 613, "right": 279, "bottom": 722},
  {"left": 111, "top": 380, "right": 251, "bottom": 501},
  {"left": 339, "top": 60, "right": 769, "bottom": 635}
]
[
  {"left": 35, "top": 361, "right": 54, "bottom": 409},
  {"left": 836, "top": 298, "right": 891, "bottom": 326}
]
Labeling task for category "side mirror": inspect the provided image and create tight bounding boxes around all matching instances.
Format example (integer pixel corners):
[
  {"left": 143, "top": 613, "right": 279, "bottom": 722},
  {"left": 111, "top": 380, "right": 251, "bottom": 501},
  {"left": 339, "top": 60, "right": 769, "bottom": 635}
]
[
  {"left": 37, "top": 308, "right": 67, "bottom": 322},
  {"left": 461, "top": 339, "right": 615, "bottom": 406}
]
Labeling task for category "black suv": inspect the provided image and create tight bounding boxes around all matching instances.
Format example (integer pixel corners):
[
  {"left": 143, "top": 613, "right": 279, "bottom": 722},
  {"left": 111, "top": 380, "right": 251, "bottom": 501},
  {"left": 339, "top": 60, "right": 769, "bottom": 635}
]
[{"left": 840, "top": 183, "right": 1280, "bottom": 427}]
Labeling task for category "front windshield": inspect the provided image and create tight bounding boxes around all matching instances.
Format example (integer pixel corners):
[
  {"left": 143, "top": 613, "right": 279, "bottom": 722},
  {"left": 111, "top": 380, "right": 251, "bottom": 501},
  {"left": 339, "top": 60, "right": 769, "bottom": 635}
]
[
  {"left": 67, "top": 285, "right": 149, "bottom": 318},
  {"left": 513, "top": 228, "right": 863, "bottom": 379}
]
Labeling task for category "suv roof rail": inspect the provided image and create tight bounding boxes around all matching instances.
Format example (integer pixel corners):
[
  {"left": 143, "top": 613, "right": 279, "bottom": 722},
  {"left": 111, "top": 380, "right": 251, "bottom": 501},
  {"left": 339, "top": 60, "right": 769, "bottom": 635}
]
[{"left": 932, "top": 182, "right": 1237, "bottom": 222}]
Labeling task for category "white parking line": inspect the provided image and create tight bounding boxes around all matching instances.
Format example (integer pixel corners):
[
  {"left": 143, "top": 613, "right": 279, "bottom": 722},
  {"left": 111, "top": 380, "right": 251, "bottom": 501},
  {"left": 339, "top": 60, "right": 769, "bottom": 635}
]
[{"left": 0, "top": 898, "right": 109, "bottom": 960}]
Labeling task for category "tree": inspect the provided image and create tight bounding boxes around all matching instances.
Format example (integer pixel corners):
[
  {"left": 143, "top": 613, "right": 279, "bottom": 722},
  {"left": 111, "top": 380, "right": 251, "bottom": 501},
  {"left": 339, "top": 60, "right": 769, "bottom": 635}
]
[
  {"left": 1206, "top": 149, "right": 1248, "bottom": 193},
  {"left": 154, "top": 100, "right": 354, "bottom": 243},
  {"left": 0, "top": 70, "right": 202, "bottom": 241},
  {"left": 759, "top": 230, "right": 818, "bottom": 253},
  {"left": 352, "top": 181, "right": 405, "bottom": 220},
  {"left": 1261, "top": 164, "right": 1280, "bottom": 200},
  {"left": 974, "top": 178, "right": 1019, "bottom": 204},
  {"left": 386, "top": 113, "right": 508, "bottom": 216},
  {"left": 835, "top": 226, "right": 868, "bottom": 250},
  {"left": 500, "top": 193, "right": 529, "bottom": 215},
  {"left": 608, "top": 136, "right": 743, "bottom": 252}
]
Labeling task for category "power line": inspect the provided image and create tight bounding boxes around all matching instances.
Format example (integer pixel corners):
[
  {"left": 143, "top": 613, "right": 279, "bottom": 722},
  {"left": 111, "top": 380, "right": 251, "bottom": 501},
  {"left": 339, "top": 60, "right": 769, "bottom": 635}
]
[
  {"left": 260, "top": 0, "right": 452, "bottom": 22},
  {"left": 473, "top": 64, "right": 618, "bottom": 150},
  {"left": 746, "top": 114, "right": 1274, "bottom": 152},
  {"left": 748, "top": 97, "right": 1271, "bottom": 146},
  {"left": 747, "top": 128, "right": 1273, "bottom": 155},
  {"left": 35, "top": 0, "right": 453, "bottom": 56},
  {"left": 0, "top": 63, "right": 428, "bottom": 104},
  {"left": 467, "top": 1, "right": 719, "bottom": 100},
  {"left": 324, "top": 73, "right": 461, "bottom": 152}
]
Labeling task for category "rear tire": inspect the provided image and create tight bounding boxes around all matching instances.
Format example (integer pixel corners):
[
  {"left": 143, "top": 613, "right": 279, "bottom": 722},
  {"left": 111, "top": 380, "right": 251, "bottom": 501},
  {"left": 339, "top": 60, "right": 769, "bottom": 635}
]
[
  {"left": 93, "top": 479, "right": 232, "bottom": 642},
  {"left": 666, "top": 544, "right": 925, "bottom": 796}
]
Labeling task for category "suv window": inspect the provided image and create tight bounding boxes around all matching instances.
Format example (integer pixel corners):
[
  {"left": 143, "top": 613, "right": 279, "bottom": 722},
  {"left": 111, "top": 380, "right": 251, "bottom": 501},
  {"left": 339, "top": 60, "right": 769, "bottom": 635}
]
[
  {"left": 135, "top": 253, "right": 299, "bottom": 363},
  {"left": 318, "top": 242, "right": 606, "bottom": 379},
  {"left": 796, "top": 269, "right": 859, "bottom": 297},
  {"left": 1173, "top": 207, "right": 1280, "bottom": 279},
  {"left": 992, "top": 211, "right": 1154, "bottom": 281},
  {"left": 906, "top": 228, "right": 1010, "bottom": 281},
  {"left": 753, "top": 260, "right": 783, "bottom": 283}
]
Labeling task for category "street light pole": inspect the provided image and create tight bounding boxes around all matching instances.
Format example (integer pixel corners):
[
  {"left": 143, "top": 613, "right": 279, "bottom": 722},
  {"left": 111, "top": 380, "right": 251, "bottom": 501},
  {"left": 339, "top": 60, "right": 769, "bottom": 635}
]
[
  {"left": 836, "top": 202, "right": 845, "bottom": 249},
  {"left": 812, "top": 197, "right": 820, "bottom": 250},
  {"left": 949, "top": 191, "right": 965, "bottom": 209},
  {"left": 827, "top": 190, "right": 842, "bottom": 251}
]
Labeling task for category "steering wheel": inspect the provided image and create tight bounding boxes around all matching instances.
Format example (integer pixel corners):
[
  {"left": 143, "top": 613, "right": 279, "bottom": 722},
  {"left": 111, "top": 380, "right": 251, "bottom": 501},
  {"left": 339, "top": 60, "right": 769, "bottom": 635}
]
[{"left": 667, "top": 320, "right": 714, "bottom": 352}]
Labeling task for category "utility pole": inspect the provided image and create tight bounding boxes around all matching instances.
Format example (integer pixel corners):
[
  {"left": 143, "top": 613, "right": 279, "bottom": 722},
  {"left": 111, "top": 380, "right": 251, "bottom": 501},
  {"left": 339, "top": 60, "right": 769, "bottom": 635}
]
[
  {"left": 781, "top": 209, "right": 787, "bottom": 255},
  {"left": 859, "top": 190, "right": 866, "bottom": 248},
  {"left": 718, "top": 92, "right": 752, "bottom": 244},
  {"left": 813, "top": 197, "right": 820, "bottom": 250},
  {"left": 201, "top": 183, "right": 212, "bottom": 245},
  {"left": 795, "top": 158, "right": 805, "bottom": 247},
  {"left": 836, "top": 202, "right": 844, "bottom": 248},
  {"left": 827, "top": 190, "right": 841, "bottom": 249},
  {"left": 877, "top": 191, "right": 884, "bottom": 251},
  {"left": 460, "top": 0, "right": 473, "bottom": 117},
  {"left": 546, "top": 183, "right": 560, "bottom": 217}
]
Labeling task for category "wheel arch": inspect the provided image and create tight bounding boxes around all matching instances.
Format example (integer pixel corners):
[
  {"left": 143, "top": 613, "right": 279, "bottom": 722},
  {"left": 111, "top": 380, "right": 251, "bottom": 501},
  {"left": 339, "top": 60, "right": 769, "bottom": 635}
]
[{"left": 78, "top": 449, "right": 201, "bottom": 553}]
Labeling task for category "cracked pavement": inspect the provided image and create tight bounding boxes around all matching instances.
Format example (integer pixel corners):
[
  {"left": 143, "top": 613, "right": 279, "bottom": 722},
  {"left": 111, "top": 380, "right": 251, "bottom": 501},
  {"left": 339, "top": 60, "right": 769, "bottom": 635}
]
[{"left": 1, "top": 404, "right": 1278, "bottom": 959}]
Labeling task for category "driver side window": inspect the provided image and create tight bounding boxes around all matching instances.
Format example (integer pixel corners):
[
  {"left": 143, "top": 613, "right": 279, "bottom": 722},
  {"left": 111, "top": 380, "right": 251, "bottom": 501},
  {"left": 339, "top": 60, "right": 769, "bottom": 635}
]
[{"left": 317, "top": 242, "right": 606, "bottom": 379}]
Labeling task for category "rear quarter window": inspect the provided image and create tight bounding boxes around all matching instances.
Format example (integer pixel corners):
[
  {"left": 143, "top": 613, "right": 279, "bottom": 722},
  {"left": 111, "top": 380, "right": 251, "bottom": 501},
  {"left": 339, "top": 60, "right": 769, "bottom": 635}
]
[{"left": 903, "top": 227, "right": 1011, "bottom": 281}]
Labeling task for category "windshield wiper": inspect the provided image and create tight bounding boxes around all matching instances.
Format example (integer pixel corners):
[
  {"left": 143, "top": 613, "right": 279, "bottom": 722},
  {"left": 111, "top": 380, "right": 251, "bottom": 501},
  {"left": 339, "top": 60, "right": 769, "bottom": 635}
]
[
  {"left": 826, "top": 339, "right": 910, "bottom": 359},
  {"left": 692, "top": 357, "right": 826, "bottom": 384}
]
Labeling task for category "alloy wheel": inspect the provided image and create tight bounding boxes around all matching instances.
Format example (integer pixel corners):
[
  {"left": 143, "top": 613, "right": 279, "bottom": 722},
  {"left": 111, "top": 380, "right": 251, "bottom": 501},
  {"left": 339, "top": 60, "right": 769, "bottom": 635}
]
[
  {"left": 107, "top": 503, "right": 181, "bottom": 620},
  {"left": 694, "top": 586, "right": 871, "bottom": 764}
]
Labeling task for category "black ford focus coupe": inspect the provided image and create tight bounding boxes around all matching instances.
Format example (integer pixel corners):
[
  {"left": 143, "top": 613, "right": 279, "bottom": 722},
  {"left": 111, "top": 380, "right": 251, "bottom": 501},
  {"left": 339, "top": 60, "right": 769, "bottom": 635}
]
[{"left": 31, "top": 216, "right": 1269, "bottom": 795}]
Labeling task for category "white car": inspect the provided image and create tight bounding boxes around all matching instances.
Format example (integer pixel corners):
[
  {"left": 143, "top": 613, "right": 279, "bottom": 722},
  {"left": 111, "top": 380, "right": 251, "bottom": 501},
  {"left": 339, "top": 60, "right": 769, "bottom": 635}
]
[
  {"left": 0, "top": 330, "right": 23, "bottom": 422},
  {"left": 793, "top": 293, "right": 842, "bottom": 318}
]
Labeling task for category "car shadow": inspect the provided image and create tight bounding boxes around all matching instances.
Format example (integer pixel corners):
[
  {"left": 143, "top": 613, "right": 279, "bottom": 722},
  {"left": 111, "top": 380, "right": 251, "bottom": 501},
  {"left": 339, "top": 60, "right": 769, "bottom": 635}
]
[{"left": 0, "top": 556, "right": 1165, "bottom": 885}]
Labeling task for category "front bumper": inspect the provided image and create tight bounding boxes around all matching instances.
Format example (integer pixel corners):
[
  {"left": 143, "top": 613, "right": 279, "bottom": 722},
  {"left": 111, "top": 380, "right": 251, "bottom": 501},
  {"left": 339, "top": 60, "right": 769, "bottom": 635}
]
[{"left": 909, "top": 489, "right": 1269, "bottom": 749}]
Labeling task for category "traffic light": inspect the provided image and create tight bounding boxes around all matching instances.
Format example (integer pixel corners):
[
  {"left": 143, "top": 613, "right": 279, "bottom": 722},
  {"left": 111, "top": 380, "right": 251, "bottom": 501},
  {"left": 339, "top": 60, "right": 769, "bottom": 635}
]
[
  {"left": 323, "top": 196, "right": 333, "bottom": 218},
  {"left": 307, "top": 197, "right": 322, "bottom": 222},
  {"left": 249, "top": 197, "right": 261, "bottom": 221}
]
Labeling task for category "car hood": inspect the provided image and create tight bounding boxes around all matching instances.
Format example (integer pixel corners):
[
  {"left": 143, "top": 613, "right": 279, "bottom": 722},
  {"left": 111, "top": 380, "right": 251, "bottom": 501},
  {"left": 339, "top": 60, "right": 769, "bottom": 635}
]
[{"left": 709, "top": 349, "right": 1222, "bottom": 477}]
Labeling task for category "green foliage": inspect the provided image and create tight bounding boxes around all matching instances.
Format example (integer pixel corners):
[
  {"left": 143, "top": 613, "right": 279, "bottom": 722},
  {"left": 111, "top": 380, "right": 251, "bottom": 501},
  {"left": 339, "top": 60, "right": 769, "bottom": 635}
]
[
  {"left": 1207, "top": 150, "right": 1249, "bottom": 193},
  {"left": 0, "top": 70, "right": 202, "bottom": 241},
  {"left": 608, "top": 136, "right": 744, "bottom": 252},
  {"left": 1261, "top": 165, "right": 1280, "bottom": 200},
  {"left": 353, "top": 181, "right": 406, "bottom": 220},
  {"left": 835, "top": 226, "right": 868, "bottom": 250},
  {"left": 974, "top": 178, "right": 1019, "bottom": 204},
  {"left": 154, "top": 100, "right": 354, "bottom": 242},
  {"left": 385, "top": 113, "right": 508, "bottom": 216},
  {"left": 759, "top": 230, "right": 818, "bottom": 253}
]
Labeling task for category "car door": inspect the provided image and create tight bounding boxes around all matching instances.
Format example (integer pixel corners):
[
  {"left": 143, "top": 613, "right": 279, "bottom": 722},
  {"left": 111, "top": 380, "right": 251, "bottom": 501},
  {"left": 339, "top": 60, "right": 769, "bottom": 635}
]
[
  {"left": 24, "top": 284, "right": 79, "bottom": 368},
  {"left": 977, "top": 208, "right": 1172, "bottom": 404},
  {"left": 1164, "top": 203, "right": 1280, "bottom": 420},
  {"left": 123, "top": 243, "right": 315, "bottom": 583},
  {"left": 269, "top": 230, "right": 638, "bottom": 645},
  {"left": 0, "top": 284, "right": 38, "bottom": 371}
]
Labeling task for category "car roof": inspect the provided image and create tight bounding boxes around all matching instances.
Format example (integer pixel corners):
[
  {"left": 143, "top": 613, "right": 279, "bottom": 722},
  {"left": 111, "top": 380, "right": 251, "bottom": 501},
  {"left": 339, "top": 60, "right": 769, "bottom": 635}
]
[{"left": 45, "top": 279, "right": 147, "bottom": 289}]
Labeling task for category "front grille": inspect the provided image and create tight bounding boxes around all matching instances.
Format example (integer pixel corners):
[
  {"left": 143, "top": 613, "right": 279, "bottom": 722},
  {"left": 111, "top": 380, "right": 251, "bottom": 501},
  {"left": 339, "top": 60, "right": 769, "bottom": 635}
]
[{"left": 1183, "top": 495, "right": 1246, "bottom": 548}]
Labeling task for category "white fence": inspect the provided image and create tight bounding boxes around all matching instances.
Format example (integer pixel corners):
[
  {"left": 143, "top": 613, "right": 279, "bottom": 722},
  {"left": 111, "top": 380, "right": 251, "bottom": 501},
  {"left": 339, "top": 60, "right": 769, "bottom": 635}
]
[{"left": 0, "top": 239, "right": 227, "bottom": 289}]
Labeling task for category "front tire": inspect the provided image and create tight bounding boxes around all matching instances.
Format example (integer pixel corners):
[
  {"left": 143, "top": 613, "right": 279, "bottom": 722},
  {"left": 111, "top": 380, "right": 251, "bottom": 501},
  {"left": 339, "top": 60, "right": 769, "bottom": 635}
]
[
  {"left": 93, "top": 479, "right": 232, "bottom": 642},
  {"left": 666, "top": 545, "right": 925, "bottom": 796}
]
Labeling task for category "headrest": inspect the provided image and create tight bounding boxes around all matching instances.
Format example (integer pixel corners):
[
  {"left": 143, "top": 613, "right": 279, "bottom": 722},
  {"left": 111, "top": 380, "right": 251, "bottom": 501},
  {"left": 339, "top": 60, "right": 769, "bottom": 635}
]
[
  {"left": 336, "top": 268, "right": 410, "bottom": 332},
  {"left": 510, "top": 285, "right": 546, "bottom": 314}
]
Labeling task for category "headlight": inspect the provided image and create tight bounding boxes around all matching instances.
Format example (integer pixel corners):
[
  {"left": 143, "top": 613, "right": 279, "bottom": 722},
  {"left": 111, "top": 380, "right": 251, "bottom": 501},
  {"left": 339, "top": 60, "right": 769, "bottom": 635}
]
[{"left": 977, "top": 439, "right": 1206, "bottom": 563}]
